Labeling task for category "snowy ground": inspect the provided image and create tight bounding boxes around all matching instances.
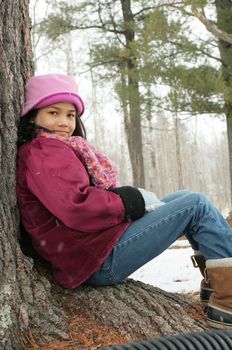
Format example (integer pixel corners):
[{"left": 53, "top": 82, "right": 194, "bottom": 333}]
[{"left": 130, "top": 240, "right": 202, "bottom": 293}]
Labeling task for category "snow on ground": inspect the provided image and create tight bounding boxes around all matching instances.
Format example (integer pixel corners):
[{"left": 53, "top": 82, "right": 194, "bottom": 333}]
[{"left": 130, "top": 240, "right": 202, "bottom": 294}]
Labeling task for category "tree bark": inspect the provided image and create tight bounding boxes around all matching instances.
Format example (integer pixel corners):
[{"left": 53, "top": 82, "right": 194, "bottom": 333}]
[
  {"left": 0, "top": 1, "right": 69, "bottom": 348},
  {"left": 73, "top": 280, "right": 206, "bottom": 342},
  {"left": 39, "top": 279, "right": 206, "bottom": 348}
]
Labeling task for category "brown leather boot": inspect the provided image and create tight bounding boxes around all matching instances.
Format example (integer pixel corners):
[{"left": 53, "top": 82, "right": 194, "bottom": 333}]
[
  {"left": 191, "top": 253, "right": 213, "bottom": 310},
  {"left": 206, "top": 258, "right": 232, "bottom": 328}
]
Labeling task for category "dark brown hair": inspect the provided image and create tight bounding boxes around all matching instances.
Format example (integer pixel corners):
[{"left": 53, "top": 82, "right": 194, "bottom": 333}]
[{"left": 17, "top": 109, "right": 86, "bottom": 147}]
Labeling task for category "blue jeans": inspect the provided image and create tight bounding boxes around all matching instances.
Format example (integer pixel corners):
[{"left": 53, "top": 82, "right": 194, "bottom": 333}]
[{"left": 86, "top": 190, "right": 232, "bottom": 286}]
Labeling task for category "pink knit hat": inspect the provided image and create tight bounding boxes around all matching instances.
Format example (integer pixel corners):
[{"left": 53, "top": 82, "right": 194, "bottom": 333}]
[{"left": 21, "top": 73, "right": 85, "bottom": 117}]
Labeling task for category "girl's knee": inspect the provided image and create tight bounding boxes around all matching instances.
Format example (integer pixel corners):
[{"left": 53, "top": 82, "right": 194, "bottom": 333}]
[{"left": 188, "top": 192, "right": 209, "bottom": 205}]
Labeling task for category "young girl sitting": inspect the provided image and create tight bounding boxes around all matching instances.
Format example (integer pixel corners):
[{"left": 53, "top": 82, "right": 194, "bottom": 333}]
[{"left": 17, "top": 73, "right": 232, "bottom": 329}]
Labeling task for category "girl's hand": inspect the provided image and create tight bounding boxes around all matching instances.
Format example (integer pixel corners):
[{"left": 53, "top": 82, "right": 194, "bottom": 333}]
[{"left": 138, "top": 188, "right": 165, "bottom": 212}]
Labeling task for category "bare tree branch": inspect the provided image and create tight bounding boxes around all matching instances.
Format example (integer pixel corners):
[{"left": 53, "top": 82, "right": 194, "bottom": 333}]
[
  {"left": 133, "top": 2, "right": 184, "bottom": 19},
  {"left": 31, "top": 1, "right": 51, "bottom": 51},
  {"left": 39, "top": 14, "right": 126, "bottom": 37},
  {"left": 169, "top": 4, "right": 232, "bottom": 45},
  {"left": 192, "top": 7, "right": 232, "bottom": 45},
  {"left": 105, "top": 0, "right": 126, "bottom": 47},
  {"left": 141, "top": 124, "right": 175, "bottom": 132}
]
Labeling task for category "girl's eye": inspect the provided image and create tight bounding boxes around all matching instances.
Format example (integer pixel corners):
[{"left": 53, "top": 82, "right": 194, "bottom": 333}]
[
  {"left": 49, "top": 111, "right": 57, "bottom": 116},
  {"left": 68, "top": 114, "right": 75, "bottom": 118}
]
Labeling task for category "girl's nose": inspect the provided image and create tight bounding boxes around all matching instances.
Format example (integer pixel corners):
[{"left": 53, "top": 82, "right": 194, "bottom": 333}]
[{"left": 58, "top": 115, "right": 69, "bottom": 126}]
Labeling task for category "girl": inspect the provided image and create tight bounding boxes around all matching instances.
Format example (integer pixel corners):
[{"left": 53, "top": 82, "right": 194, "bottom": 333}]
[{"left": 17, "top": 73, "right": 232, "bottom": 329}]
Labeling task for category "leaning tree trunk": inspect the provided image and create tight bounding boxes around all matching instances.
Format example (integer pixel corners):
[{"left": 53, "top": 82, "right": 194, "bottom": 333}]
[{"left": 0, "top": 1, "right": 69, "bottom": 348}]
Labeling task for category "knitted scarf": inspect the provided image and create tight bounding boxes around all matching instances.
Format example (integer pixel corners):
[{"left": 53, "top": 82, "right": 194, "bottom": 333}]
[{"left": 37, "top": 131, "right": 120, "bottom": 189}]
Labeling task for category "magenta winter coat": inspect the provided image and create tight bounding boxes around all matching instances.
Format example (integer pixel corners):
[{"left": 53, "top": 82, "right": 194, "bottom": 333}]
[{"left": 16, "top": 137, "right": 130, "bottom": 288}]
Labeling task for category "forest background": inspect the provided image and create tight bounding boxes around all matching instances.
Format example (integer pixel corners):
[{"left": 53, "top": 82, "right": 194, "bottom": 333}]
[{"left": 30, "top": 0, "right": 232, "bottom": 213}]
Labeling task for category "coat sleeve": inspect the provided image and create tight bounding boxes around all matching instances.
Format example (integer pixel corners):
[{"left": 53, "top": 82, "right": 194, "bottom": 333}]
[{"left": 25, "top": 138, "right": 126, "bottom": 233}]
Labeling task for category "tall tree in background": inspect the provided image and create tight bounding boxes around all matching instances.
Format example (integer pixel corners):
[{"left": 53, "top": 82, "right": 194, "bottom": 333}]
[
  {"left": 169, "top": 0, "right": 232, "bottom": 200},
  {"left": 214, "top": 0, "right": 232, "bottom": 198},
  {"left": 120, "top": 0, "right": 145, "bottom": 187}
]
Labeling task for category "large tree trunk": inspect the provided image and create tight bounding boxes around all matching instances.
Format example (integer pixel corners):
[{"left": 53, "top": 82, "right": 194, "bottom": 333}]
[
  {"left": 215, "top": 0, "right": 232, "bottom": 201},
  {"left": 0, "top": 1, "right": 69, "bottom": 348}
]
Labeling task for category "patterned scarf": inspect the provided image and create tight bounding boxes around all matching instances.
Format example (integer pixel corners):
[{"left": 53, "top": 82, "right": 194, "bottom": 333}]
[{"left": 37, "top": 131, "right": 120, "bottom": 189}]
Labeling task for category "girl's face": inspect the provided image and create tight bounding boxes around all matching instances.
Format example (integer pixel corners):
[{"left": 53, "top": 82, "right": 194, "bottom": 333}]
[{"left": 35, "top": 102, "right": 77, "bottom": 138}]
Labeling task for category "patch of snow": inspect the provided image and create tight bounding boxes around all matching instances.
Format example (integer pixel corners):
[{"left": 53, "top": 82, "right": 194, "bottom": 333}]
[{"left": 130, "top": 241, "right": 201, "bottom": 293}]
